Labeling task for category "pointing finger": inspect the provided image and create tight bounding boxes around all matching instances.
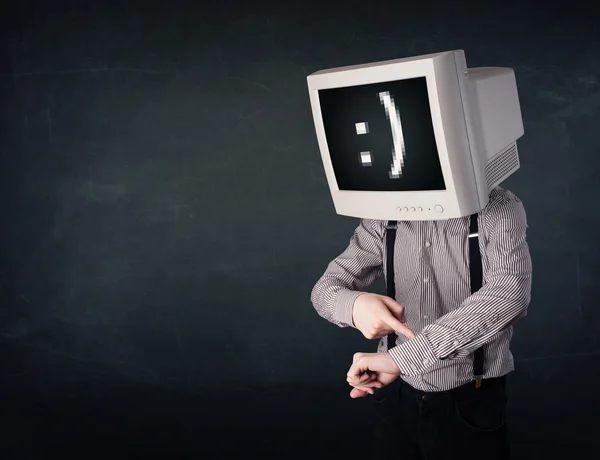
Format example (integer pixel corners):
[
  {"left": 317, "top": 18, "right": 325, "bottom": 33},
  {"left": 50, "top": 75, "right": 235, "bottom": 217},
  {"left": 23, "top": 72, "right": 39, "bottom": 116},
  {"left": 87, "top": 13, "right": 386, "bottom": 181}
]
[
  {"left": 381, "top": 297, "right": 406, "bottom": 322},
  {"left": 382, "top": 312, "right": 415, "bottom": 339}
]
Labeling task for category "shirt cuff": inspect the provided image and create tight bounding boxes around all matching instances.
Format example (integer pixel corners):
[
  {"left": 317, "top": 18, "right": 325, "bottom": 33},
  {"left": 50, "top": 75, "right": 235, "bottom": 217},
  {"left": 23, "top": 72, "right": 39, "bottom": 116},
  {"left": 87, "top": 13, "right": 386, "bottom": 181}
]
[
  {"left": 332, "top": 290, "right": 366, "bottom": 328},
  {"left": 388, "top": 333, "right": 438, "bottom": 377}
]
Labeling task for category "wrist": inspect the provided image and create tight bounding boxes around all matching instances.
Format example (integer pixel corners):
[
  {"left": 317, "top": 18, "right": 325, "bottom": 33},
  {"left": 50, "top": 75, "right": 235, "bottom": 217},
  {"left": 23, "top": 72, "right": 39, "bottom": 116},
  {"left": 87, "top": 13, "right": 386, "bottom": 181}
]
[
  {"left": 351, "top": 292, "right": 369, "bottom": 325},
  {"left": 386, "top": 351, "right": 402, "bottom": 373},
  {"left": 352, "top": 292, "right": 368, "bottom": 309}
]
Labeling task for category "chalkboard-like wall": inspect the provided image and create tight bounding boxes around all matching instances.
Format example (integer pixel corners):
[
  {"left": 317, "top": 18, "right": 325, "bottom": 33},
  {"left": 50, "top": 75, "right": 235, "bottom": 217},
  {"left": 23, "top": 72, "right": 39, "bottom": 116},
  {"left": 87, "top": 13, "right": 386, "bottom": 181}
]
[{"left": 1, "top": 0, "right": 599, "bottom": 395}]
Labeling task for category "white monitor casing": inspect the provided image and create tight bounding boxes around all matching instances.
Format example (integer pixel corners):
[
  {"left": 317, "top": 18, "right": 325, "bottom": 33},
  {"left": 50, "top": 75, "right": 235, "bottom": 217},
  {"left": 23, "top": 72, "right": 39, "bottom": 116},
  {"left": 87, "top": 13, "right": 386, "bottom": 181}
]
[{"left": 307, "top": 50, "right": 523, "bottom": 221}]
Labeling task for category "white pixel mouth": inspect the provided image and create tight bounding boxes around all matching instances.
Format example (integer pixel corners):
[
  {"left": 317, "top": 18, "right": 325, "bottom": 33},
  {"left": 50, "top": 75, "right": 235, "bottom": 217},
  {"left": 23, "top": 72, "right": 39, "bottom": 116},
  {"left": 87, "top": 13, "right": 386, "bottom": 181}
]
[{"left": 378, "top": 91, "right": 406, "bottom": 179}]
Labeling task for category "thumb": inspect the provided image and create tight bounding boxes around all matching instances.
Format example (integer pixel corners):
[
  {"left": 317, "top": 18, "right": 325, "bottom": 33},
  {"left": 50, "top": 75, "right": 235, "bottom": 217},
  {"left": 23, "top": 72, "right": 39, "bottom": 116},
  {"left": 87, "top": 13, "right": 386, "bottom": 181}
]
[
  {"left": 350, "top": 387, "right": 369, "bottom": 398},
  {"left": 381, "top": 297, "right": 406, "bottom": 322},
  {"left": 381, "top": 309, "right": 415, "bottom": 340}
]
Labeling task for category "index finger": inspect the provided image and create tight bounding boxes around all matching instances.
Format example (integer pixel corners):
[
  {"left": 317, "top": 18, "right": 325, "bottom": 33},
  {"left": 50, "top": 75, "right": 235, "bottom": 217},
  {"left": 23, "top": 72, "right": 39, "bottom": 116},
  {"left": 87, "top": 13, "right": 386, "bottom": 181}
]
[{"left": 382, "top": 311, "right": 416, "bottom": 339}]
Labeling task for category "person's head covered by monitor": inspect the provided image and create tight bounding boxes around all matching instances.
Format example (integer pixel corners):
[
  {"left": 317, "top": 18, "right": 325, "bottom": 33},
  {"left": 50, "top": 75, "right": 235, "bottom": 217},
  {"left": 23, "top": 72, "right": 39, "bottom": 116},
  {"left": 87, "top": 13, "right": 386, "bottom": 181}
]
[{"left": 307, "top": 49, "right": 524, "bottom": 221}]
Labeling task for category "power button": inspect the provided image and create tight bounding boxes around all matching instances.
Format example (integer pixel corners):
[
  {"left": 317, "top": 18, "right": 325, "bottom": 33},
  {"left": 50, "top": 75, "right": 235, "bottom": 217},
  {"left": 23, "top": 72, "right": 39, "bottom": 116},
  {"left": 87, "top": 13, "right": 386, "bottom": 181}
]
[{"left": 434, "top": 205, "right": 444, "bottom": 214}]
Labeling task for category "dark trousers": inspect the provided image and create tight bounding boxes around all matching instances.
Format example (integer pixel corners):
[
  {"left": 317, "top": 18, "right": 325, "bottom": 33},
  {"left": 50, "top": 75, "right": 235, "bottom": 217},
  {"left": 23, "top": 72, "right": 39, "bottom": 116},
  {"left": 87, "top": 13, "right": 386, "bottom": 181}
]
[{"left": 369, "top": 376, "right": 510, "bottom": 460}]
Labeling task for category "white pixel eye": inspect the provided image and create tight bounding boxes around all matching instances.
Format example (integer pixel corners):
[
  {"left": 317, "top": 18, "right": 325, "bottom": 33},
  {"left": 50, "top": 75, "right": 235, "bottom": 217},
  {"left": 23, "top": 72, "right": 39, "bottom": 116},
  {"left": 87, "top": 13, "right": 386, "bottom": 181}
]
[
  {"left": 359, "top": 151, "right": 372, "bottom": 166},
  {"left": 378, "top": 91, "right": 406, "bottom": 179},
  {"left": 355, "top": 122, "right": 369, "bottom": 135}
]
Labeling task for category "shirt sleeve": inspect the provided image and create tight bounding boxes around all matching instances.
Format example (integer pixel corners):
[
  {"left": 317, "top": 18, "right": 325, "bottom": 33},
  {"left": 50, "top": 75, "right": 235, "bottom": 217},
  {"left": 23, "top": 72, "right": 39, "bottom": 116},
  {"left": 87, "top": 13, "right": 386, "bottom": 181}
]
[
  {"left": 388, "top": 193, "right": 532, "bottom": 376},
  {"left": 310, "top": 219, "right": 384, "bottom": 328}
]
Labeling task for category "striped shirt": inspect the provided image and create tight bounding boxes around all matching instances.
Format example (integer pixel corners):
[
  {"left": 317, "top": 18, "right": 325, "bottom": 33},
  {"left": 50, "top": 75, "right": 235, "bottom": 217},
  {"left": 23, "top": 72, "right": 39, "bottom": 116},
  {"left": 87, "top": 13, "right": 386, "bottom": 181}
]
[{"left": 310, "top": 187, "right": 532, "bottom": 392}]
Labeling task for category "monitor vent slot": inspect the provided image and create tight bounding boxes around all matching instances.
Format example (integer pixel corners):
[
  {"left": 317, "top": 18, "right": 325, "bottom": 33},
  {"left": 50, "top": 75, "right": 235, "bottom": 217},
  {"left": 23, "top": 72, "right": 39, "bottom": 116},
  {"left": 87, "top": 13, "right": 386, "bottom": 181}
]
[{"left": 485, "top": 143, "right": 519, "bottom": 189}]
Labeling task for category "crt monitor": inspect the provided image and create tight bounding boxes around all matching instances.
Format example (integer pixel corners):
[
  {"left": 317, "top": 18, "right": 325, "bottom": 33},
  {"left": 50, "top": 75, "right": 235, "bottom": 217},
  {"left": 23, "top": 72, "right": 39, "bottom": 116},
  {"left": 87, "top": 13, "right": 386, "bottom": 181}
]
[{"left": 306, "top": 49, "right": 524, "bottom": 221}]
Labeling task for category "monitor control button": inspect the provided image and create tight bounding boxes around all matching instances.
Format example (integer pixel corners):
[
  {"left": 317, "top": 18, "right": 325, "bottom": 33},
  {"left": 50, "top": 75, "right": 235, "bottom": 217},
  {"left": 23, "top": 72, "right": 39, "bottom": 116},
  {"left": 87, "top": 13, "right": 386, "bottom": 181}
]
[
  {"left": 434, "top": 205, "right": 444, "bottom": 213},
  {"left": 417, "top": 207, "right": 423, "bottom": 212},
  {"left": 403, "top": 207, "right": 409, "bottom": 211}
]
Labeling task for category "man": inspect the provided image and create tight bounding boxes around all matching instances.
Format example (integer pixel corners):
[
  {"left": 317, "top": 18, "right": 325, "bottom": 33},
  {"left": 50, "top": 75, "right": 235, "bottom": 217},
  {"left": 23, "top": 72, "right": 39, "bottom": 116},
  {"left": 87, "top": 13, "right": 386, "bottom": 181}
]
[{"left": 310, "top": 186, "right": 532, "bottom": 460}]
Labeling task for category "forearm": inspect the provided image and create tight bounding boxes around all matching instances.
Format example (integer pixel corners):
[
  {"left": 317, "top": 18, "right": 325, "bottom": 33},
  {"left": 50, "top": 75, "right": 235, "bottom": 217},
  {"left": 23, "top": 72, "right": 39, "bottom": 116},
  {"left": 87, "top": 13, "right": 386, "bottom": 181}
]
[
  {"left": 310, "top": 219, "right": 384, "bottom": 328},
  {"left": 389, "top": 278, "right": 530, "bottom": 373},
  {"left": 310, "top": 283, "right": 366, "bottom": 327}
]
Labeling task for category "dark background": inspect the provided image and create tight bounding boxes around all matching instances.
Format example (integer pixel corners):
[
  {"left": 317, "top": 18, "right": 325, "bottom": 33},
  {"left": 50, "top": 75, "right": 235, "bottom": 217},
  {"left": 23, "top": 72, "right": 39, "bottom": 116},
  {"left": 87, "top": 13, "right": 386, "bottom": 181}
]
[{"left": 1, "top": 1, "right": 599, "bottom": 458}]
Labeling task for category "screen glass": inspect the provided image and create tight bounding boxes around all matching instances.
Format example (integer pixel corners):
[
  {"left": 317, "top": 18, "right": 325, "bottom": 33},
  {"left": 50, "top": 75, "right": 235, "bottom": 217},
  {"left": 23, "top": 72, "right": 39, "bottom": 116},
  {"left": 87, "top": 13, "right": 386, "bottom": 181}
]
[{"left": 318, "top": 77, "right": 446, "bottom": 191}]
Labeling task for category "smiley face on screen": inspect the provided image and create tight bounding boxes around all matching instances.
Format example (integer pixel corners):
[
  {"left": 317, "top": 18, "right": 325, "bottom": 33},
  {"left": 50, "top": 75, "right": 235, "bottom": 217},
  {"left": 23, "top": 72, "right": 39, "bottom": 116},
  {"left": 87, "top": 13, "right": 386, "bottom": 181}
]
[{"left": 318, "top": 77, "right": 446, "bottom": 191}]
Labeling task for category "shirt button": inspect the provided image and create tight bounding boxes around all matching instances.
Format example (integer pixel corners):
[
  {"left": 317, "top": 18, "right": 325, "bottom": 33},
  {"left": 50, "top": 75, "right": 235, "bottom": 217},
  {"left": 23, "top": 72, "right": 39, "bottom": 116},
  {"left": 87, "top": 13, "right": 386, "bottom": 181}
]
[
  {"left": 423, "top": 314, "right": 429, "bottom": 319},
  {"left": 423, "top": 277, "right": 429, "bottom": 283},
  {"left": 453, "top": 340, "right": 459, "bottom": 346},
  {"left": 423, "top": 358, "right": 430, "bottom": 366},
  {"left": 424, "top": 241, "right": 431, "bottom": 248}
]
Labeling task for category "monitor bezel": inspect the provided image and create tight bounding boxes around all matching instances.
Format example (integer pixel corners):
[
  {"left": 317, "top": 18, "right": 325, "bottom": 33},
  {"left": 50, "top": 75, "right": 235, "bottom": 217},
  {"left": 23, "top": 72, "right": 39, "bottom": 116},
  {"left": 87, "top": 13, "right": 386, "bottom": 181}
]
[{"left": 307, "top": 50, "right": 482, "bottom": 221}]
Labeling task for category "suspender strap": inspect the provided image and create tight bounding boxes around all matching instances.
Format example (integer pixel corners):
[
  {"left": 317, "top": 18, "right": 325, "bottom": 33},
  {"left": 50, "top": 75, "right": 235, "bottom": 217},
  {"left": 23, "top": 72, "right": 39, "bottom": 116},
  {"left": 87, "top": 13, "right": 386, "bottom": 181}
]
[
  {"left": 385, "top": 221, "right": 398, "bottom": 352},
  {"left": 384, "top": 215, "right": 485, "bottom": 387},
  {"left": 469, "top": 214, "right": 485, "bottom": 387}
]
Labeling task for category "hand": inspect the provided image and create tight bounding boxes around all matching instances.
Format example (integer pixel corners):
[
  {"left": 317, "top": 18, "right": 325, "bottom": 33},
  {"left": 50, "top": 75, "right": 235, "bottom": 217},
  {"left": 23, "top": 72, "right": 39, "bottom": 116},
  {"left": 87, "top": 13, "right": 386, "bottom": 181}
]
[
  {"left": 346, "top": 352, "right": 401, "bottom": 399},
  {"left": 352, "top": 293, "right": 415, "bottom": 340}
]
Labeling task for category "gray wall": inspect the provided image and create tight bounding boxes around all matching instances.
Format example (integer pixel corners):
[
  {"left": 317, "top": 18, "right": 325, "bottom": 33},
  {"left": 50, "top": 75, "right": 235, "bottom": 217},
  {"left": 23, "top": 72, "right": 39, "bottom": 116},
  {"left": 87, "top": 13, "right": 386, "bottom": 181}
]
[{"left": 1, "top": 0, "right": 599, "bottom": 403}]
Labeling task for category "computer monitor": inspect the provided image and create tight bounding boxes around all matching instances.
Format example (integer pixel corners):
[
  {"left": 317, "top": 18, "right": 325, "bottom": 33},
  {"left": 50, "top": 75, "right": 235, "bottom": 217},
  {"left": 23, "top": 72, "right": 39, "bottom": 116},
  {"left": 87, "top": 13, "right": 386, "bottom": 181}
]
[{"left": 306, "top": 49, "right": 524, "bottom": 220}]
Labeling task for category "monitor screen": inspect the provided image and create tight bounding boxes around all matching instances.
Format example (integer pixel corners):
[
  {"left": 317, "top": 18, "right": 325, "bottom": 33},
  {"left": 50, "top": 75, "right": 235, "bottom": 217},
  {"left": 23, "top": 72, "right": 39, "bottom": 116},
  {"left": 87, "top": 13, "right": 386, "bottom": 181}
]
[{"left": 318, "top": 77, "right": 446, "bottom": 192}]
